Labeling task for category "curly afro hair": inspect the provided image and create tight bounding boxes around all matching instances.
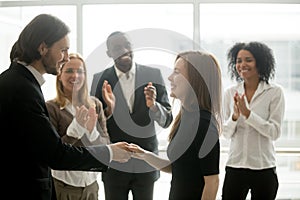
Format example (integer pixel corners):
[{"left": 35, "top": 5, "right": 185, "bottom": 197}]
[{"left": 227, "top": 41, "right": 275, "bottom": 83}]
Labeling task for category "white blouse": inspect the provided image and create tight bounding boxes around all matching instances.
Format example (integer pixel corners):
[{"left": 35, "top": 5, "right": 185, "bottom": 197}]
[
  {"left": 222, "top": 81, "right": 285, "bottom": 169},
  {"left": 52, "top": 102, "right": 105, "bottom": 187}
]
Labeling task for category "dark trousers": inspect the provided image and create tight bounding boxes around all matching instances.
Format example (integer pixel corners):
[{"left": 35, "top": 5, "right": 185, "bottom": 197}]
[
  {"left": 222, "top": 166, "right": 279, "bottom": 200},
  {"left": 103, "top": 175, "right": 154, "bottom": 200}
]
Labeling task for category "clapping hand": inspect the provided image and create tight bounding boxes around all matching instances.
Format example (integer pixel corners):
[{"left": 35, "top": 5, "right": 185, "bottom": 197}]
[
  {"left": 236, "top": 93, "right": 250, "bottom": 118},
  {"left": 232, "top": 92, "right": 240, "bottom": 121},
  {"left": 102, "top": 80, "right": 115, "bottom": 117},
  {"left": 76, "top": 105, "right": 98, "bottom": 133},
  {"left": 144, "top": 82, "right": 157, "bottom": 108},
  {"left": 232, "top": 91, "right": 250, "bottom": 120}
]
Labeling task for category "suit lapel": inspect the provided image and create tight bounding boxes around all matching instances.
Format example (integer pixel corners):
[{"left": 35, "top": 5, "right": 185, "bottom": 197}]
[{"left": 106, "top": 67, "right": 119, "bottom": 88}]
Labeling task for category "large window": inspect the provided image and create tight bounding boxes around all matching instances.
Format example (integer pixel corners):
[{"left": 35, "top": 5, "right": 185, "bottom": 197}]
[
  {"left": 82, "top": 4, "right": 194, "bottom": 147},
  {"left": 199, "top": 3, "right": 300, "bottom": 144},
  {"left": 82, "top": 4, "right": 193, "bottom": 57},
  {"left": 0, "top": 2, "right": 299, "bottom": 199}
]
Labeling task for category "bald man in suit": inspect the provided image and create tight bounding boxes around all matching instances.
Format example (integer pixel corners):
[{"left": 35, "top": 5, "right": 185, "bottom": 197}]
[{"left": 91, "top": 31, "right": 173, "bottom": 200}]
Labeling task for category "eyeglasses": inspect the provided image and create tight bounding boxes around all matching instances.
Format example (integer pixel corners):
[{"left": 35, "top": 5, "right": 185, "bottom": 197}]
[{"left": 62, "top": 68, "right": 85, "bottom": 74}]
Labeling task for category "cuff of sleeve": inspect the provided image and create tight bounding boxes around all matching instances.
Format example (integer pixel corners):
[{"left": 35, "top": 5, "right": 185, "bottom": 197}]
[
  {"left": 222, "top": 114, "right": 238, "bottom": 139},
  {"left": 85, "top": 145, "right": 111, "bottom": 168},
  {"left": 149, "top": 102, "right": 158, "bottom": 113},
  {"left": 149, "top": 102, "right": 167, "bottom": 127},
  {"left": 226, "top": 116, "right": 238, "bottom": 128},
  {"left": 245, "top": 111, "right": 259, "bottom": 126},
  {"left": 66, "top": 118, "right": 85, "bottom": 139},
  {"left": 149, "top": 102, "right": 162, "bottom": 118},
  {"left": 89, "top": 127, "right": 100, "bottom": 142},
  {"left": 106, "top": 145, "right": 113, "bottom": 163}
]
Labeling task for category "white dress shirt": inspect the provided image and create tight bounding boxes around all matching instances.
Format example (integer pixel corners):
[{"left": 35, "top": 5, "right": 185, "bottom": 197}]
[
  {"left": 66, "top": 104, "right": 104, "bottom": 143},
  {"left": 222, "top": 81, "right": 285, "bottom": 169},
  {"left": 114, "top": 64, "right": 136, "bottom": 113},
  {"left": 18, "top": 61, "right": 45, "bottom": 86},
  {"left": 52, "top": 102, "right": 101, "bottom": 187}
]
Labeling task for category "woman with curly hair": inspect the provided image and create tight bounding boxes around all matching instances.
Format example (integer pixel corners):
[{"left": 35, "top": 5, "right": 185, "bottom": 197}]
[{"left": 221, "top": 42, "right": 285, "bottom": 200}]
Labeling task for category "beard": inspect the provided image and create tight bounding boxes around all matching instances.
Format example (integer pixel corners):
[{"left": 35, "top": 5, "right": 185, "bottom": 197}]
[{"left": 42, "top": 53, "right": 59, "bottom": 75}]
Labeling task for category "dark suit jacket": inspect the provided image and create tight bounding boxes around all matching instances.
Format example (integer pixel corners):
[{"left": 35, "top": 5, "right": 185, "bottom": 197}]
[
  {"left": 0, "top": 62, "right": 110, "bottom": 200},
  {"left": 91, "top": 64, "right": 173, "bottom": 182}
]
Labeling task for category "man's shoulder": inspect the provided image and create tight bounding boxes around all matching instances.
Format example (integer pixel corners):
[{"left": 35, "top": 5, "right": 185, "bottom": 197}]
[
  {"left": 136, "top": 63, "right": 160, "bottom": 73},
  {"left": 93, "top": 66, "right": 114, "bottom": 76}
]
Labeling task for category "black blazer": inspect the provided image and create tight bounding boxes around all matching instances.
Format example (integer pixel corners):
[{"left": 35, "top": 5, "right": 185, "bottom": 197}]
[
  {"left": 91, "top": 64, "right": 173, "bottom": 181},
  {"left": 0, "top": 62, "right": 110, "bottom": 200}
]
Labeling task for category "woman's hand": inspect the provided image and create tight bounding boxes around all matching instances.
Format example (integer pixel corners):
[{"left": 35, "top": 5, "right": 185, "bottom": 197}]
[
  {"left": 127, "top": 143, "right": 148, "bottom": 159},
  {"left": 127, "top": 143, "right": 172, "bottom": 172},
  {"left": 236, "top": 94, "right": 250, "bottom": 119},
  {"left": 232, "top": 92, "right": 240, "bottom": 121},
  {"left": 76, "top": 105, "right": 98, "bottom": 133}
]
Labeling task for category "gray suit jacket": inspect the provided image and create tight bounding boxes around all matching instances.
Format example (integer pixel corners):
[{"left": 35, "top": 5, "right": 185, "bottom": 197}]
[{"left": 91, "top": 63, "right": 173, "bottom": 182}]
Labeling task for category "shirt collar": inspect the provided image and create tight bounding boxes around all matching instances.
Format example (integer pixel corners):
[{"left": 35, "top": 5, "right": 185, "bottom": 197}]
[
  {"left": 17, "top": 61, "right": 45, "bottom": 86},
  {"left": 60, "top": 99, "right": 71, "bottom": 110},
  {"left": 59, "top": 99, "right": 76, "bottom": 116},
  {"left": 114, "top": 62, "right": 136, "bottom": 79},
  {"left": 237, "top": 81, "right": 272, "bottom": 95}
]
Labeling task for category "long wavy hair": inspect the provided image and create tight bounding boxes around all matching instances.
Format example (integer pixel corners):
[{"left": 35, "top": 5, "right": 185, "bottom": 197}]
[{"left": 169, "top": 50, "right": 223, "bottom": 141}]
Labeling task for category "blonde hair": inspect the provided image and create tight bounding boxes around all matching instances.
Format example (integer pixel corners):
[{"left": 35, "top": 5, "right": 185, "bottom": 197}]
[
  {"left": 54, "top": 52, "right": 94, "bottom": 108},
  {"left": 169, "top": 50, "right": 223, "bottom": 141}
]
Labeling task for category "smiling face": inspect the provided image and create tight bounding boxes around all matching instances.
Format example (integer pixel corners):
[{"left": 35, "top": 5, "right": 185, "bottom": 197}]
[
  {"left": 106, "top": 33, "right": 133, "bottom": 73},
  {"left": 168, "top": 57, "right": 190, "bottom": 101},
  {"left": 59, "top": 57, "right": 85, "bottom": 97},
  {"left": 236, "top": 49, "right": 259, "bottom": 81}
]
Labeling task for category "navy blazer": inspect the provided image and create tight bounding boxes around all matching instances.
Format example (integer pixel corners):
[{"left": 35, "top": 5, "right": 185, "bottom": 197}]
[
  {"left": 0, "top": 62, "right": 110, "bottom": 200},
  {"left": 91, "top": 64, "right": 173, "bottom": 181}
]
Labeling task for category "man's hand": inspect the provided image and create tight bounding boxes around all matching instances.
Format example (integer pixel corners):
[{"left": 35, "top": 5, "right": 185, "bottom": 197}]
[
  {"left": 108, "top": 142, "right": 132, "bottom": 163},
  {"left": 102, "top": 80, "right": 115, "bottom": 117},
  {"left": 144, "top": 82, "right": 157, "bottom": 108}
]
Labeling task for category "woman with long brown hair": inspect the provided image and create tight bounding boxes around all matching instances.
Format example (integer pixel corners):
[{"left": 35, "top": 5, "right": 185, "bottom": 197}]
[{"left": 128, "top": 50, "right": 222, "bottom": 200}]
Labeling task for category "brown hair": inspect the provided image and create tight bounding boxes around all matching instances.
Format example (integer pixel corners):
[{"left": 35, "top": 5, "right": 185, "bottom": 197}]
[
  {"left": 169, "top": 50, "right": 222, "bottom": 141},
  {"left": 13, "top": 14, "right": 70, "bottom": 64}
]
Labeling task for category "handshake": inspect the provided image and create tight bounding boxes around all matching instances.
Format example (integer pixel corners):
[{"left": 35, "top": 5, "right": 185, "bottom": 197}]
[{"left": 108, "top": 142, "right": 146, "bottom": 163}]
